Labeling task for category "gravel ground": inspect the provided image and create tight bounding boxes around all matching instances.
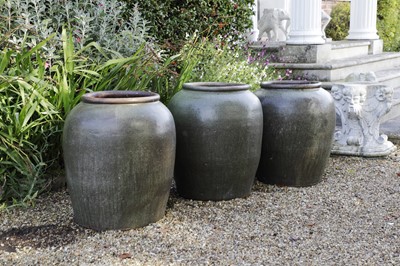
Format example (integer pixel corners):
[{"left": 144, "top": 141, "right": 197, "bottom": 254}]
[{"left": 0, "top": 154, "right": 399, "bottom": 265}]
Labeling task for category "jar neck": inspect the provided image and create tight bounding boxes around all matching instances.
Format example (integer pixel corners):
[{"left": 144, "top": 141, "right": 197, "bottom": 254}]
[
  {"left": 81, "top": 91, "right": 160, "bottom": 104},
  {"left": 183, "top": 82, "right": 251, "bottom": 92},
  {"left": 260, "top": 81, "right": 321, "bottom": 90}
]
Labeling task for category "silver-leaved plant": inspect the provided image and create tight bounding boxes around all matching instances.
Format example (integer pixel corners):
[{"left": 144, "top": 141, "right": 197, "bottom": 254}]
[{"left": 0, "top": 0, "right": 150, "bottom": 61}]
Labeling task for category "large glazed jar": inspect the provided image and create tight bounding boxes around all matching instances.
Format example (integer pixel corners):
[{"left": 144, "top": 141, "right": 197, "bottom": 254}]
[
  {"left": 254, "top": 81, "right": 335, "bottom": 187},
  {"left": 62, "top": 91, "right": 176, "bottom": 231},
  {"left": 168, "top": 82, "right": 263, "bottom": 201}
]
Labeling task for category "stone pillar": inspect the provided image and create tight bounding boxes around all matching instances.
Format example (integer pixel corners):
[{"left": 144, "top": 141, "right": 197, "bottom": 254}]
[
  {"left": 287, "top": 0, "right": 325, "bottom": 45},
  {"left": 247, "top": 0, "right": 259, "bottom": 42},
  {"left": 346, "top": 0, "right": 379, "bottom": 40}
]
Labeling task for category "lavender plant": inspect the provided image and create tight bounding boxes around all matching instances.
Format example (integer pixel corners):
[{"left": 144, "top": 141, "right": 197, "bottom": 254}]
[{"left": 0, "top": 0, "right": 150, "bottom": 60}]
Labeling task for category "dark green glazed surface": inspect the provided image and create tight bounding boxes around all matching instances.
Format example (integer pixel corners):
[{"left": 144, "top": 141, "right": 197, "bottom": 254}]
[
  {"left": 168, "top": 82, "right": 263, "bottom": 201},
  {"left": 255, "top": 81, "right": 335, "bottom": 187},
  {"left": 63, "top": 91, "right": 176, "bottom": 230}
]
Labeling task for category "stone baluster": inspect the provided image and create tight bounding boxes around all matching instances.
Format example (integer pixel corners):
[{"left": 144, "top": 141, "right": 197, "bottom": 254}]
[
  {"left": 346, "top": 0, "right": 379, "bottom": 40},
  {"left": 287, "top": 0, "right": 325, "bottom": 45}
]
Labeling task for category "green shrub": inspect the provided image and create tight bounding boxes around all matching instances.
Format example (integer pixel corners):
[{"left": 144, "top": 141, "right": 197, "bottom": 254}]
[
  {"left": 0, "top": 0, "right": 156, "bottom": 206},
  {"left": 124, "top": 0, "right": 254, "bottom": 49},
  {"left": 377, "top": 0, "right": 400, "bottom": 51},
  {"left": 173, "top": 35, "right": 280, "bottom": 92},
  {"left": 0, "top": 0, "right": 278, "bottom": 206},
  {"left": 0, "top": 37, "right": 62, "bottom": 206},
  {"left": 325, "top": 2, "right": 350, "bottom": 41},
  {"left": 326, "top": 0, "right": 400, "bottom": 51},
  {"left": 0, "top": 33, "right": 183, "bottom": 206}
]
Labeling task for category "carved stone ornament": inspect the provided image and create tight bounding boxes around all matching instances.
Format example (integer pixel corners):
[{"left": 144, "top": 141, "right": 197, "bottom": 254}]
[
  {"left": 331, "top": 81, "right": 396, "bottom": 157},
  {"left": 321, "top": 10, "right": 331, "bottom": 40},
  {"left": 258, "top": 8, "right": 291, "bottom": 42},
  {"left": 258, "top": 8, "right": 330, "bottom": 42}
]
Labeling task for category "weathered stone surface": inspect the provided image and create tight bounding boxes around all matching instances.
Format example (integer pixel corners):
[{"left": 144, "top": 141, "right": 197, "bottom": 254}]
[
  {"left": 278, "top": 43, "right": 332, "bottom": 63},
  {"left": 331, "top": 81, "right": 397, "bottom": 156},
  {"left": 258, "top": 8, "right": 290, "bottom": 42}
]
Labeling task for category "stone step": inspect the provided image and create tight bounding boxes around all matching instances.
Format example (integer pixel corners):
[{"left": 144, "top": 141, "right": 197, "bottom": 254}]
[
  {"left": 321, "top": 67, "right": 400, "bottom": 90},
  {"left": 374, "top": 66, "right": 400, "bottom": 89},
  {"left": 376, "top": 71, "right": 400, "bottom": 128},
  {"left": 381, "top": 84, "right": 400, "bottom": 144},
  {"left": 382, "top": 86, "right": 400, "bottom": 123},
  {"left": 381, "top": 115, "right": 400, "bottom": 145},
  {"left": 250, "top": 40, "right": 379, "bottom": 63},
  {"left": 330, "top": 40, "right": 371, "bottom": 60},
  {"left": 272, "top": 52, "right": 400, "bottom": 82}
]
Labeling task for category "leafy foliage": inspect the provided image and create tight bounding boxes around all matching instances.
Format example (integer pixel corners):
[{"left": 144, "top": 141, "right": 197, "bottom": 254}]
[
  {"left": 325, "top": 2, "right": 350, "bottom": 41},
  {"left": 0, "top": 28, "right": 186, "bottom": 205},
  {"left": 125, "top": 0, "right": 254, "bottom": 49},
  {"left": 326, "top": 0, "right": 400, "bottom": 51},
  {"left": 180, "top": 37, "right": 277, "bottom": 90},
  {"left": 0, "top": 0, "right": 165, "bottom": 205},
  {"left": 0, "top": 0, "right": 150, "bottom": 60},
  {"left": 377, "top": 0, "right": 400, "bottom": 51},
  {"left": 0, "top": 37, "right": 62, "bottom": 205},
  {"left": 0, "top": 0, "right": 279, "bottom": 206}
]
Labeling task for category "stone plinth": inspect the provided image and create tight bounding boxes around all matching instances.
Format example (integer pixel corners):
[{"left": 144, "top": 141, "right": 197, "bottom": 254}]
[
  {"left": 331, "top": 80, "right": 396, "bottom": 157},
  {"left": 369, "top": 39, "right": 383, "bottom": 54},
  {"left": 279, "top": 44, "right": 332, "bottom": 63},
  {"left": 250, "top": 41, "right": 374, "bottom": 64}
]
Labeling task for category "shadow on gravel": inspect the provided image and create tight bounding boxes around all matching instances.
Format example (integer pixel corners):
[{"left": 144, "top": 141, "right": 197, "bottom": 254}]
[{"left": 0, "top": 224, "right": 94, "bottom": 252}]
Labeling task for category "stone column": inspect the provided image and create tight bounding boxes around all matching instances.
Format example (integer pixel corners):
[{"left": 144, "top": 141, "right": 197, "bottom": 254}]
[
  {"left": 286, "top": 0, "right": 325, "bottom": 45},
  {"left": 247, "top": 0, "right": 259, "bottom": 42},
  {"left": 346, "top": 0, "right": 379, "bottom": 40}
]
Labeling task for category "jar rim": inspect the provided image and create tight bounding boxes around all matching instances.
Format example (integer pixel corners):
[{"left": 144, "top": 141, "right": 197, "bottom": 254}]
[
  {"left": 260, "top": 80, "right": 321, "bottom": 89},
  {"left": 81, "top": 91, "right": 160, "bottom": 104},
  {"left": 183, "top": 82, "right": 251, "bottom": 92}
]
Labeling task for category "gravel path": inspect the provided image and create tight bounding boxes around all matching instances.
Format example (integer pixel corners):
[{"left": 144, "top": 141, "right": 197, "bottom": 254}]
[{"left": 1, "top": 154, "right": 399, "bottom": 265}]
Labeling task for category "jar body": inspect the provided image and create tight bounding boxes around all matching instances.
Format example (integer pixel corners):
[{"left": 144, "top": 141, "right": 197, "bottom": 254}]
[
  {"left": 63, "top": 91, "right": 176, "bottom": 230},
  {"left": 254, "top": 81, "right": 335, "bottom": 187},
  {"left": 168, "top": 82, "right": 263, "bottom": 200}
]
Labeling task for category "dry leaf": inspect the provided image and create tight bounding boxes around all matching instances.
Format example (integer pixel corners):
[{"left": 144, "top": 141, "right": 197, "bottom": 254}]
[{"left": 119, "top": 252, "right": 132, "bottom": 260}]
